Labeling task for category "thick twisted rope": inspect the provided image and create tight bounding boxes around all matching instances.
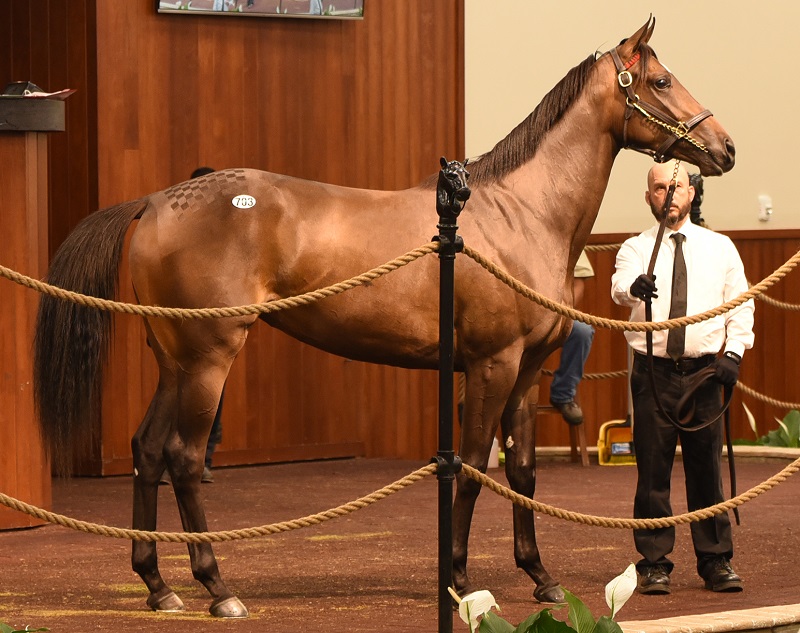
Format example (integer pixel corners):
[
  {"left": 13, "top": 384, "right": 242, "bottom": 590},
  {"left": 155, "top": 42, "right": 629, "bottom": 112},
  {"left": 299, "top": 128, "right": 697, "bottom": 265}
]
[
  {"left": 462, "top": 455, "right": 800, "bottom": 529},
  {"left": 2, "top": 240, "right": 798, "bottom": 329},
  {"left": 753, "top": 289, "right": 800, "bottom": 311},
  {"left": 736, "top": 381, "right": 800, "bottom": 410},
  {"left": 541, "top": 368, "right": 627, "bottom": 380},
  {"left": 584, "top": 243, "right": 624, "bottom": 252},
  {"left": 3, "top": 455, "right": 797, "bottom": 540},
  {"left": 0, "top": 243, "right": 439, "bottom": 320},
  {"left": 0, "top": 464, "right": 437, "bottom": 543},
  {"left": 0, "top": 238, "right": 795, "bottom": 538},
  {"left": 542, "top": 367, "right": 799, "bottom": 409},
  {"left": 585, "top": 243, "right": 800, "bottom": 311},
  {"left": 462, "top": 244, "right": 800, "bottom": 332}
]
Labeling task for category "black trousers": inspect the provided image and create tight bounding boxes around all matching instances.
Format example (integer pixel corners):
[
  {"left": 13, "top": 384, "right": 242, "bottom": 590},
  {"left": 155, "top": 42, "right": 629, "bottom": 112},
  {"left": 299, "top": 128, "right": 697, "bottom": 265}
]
[{"left": 631, "top": 353, "right": 733, "bottom": 577}]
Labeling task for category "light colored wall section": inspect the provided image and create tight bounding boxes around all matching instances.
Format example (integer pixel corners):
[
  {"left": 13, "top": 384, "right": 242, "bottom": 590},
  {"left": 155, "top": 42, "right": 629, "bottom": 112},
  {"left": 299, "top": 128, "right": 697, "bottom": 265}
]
[{"left": 465, "top": 1, "right": 798, "bottom": 233}]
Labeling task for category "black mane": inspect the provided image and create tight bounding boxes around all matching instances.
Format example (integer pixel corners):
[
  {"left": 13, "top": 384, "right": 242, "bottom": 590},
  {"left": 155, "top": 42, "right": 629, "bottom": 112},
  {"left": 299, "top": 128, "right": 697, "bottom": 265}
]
[{"left": 467, "top": 53, "right": 597, "bottom": 186}]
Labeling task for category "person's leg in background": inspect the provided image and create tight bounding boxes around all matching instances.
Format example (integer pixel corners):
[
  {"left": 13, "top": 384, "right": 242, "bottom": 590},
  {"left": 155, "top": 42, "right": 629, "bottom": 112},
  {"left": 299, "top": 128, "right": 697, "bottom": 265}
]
[{"left": 549, "top": 320, "right": 594, "bottom": 425}]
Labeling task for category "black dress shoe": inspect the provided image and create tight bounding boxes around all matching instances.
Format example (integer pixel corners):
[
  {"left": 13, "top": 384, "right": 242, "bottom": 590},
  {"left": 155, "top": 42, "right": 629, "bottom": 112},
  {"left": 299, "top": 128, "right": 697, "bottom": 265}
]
[
  {"left": 702, "top": 558, "right": 743, "bottom": 592},
  {"left": 549, "top": 399, "right": 584, "bottom": 426},
  {"left": 638, "top": 565, "right": 671, "bottom": 595}
]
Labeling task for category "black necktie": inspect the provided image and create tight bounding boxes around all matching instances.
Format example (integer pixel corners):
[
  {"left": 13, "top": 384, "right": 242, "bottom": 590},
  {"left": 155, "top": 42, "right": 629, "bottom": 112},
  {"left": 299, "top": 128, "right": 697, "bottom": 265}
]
[{"left": 666, "top": 233, "right": 687, "bottom": 361}]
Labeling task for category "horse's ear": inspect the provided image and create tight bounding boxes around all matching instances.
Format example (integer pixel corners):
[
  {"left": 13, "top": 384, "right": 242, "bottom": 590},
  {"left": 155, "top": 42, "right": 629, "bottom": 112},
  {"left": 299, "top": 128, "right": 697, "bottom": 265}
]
[{"left": 617, "top": 16, "right": 655, "bottom": 59}]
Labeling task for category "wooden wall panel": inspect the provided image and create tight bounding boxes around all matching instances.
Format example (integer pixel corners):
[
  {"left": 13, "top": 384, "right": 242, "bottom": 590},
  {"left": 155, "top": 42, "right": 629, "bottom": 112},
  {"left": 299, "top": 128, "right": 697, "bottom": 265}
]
[
  {"left": 15, "top": 1, "right": 794, "bottom": 475},
  {"left": 86, "top": 0, "right": 464, "bottom": 474},
  {"left": 0, "top": 133, "right": 51, "bottom": 528},
  {"left": 0, "top": 0, "right": 99, "bottom": 260}
]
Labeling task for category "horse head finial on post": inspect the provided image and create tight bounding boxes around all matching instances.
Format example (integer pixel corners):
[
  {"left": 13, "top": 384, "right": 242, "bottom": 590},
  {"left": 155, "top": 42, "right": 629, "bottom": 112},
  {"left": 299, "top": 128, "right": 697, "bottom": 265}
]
[{"left": 436, "top": 156, "right": 471, "bottom": 224}]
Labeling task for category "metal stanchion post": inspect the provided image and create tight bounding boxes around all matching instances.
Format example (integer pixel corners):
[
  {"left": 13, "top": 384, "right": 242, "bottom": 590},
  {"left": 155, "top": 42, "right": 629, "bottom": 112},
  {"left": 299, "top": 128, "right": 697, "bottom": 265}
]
[{"left": 432, "top": 157, "right": 469, "bottom": 633}]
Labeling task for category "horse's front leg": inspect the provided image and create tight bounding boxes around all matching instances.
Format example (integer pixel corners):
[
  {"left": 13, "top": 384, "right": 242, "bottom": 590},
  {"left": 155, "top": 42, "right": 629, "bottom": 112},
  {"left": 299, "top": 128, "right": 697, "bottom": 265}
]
[
  {"left": 166, "top": 367, "right": 249, "bottom": 619},
  {"left": 131, "top": 375, "right": 186, "bottom": 613},
  {"left": 452, "top": 360, "right": 517, "bottom": 596},
  {"left": 502, "top": 385, "right": 564, "bottom": 603}
]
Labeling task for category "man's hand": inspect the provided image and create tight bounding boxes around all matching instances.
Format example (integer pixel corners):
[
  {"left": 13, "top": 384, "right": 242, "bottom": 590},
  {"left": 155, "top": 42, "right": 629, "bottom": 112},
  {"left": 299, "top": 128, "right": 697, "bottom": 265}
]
[
  {"left": 714, "top": 355, "right": 740, "bottom": 386},
  {"left": 630, "top": 274, "right": 658, "bottom": 301}
]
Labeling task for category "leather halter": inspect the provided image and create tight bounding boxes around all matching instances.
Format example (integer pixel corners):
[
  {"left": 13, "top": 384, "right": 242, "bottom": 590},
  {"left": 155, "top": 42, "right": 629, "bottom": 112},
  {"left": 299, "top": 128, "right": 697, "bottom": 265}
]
[{"left": 610, "top": 47, "right": 713, "bottom": 162}]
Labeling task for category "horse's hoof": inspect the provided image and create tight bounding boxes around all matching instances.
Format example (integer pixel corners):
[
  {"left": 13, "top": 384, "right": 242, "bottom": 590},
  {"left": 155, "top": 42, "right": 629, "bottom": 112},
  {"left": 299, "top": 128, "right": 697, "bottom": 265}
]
[
  {"left": 210, "top": 595, "right": 249, "bottom": 619},
  {"left": 533, "top": 584, "right": 565, "bottom": 604},
  {"left": 146, "top": 590, "right": 185, "bottom": 612}
]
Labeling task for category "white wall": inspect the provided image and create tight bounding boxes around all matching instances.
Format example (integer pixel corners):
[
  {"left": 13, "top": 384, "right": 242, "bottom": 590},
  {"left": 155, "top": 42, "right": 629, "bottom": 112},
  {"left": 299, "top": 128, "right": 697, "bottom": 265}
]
[{"left": 465, "top": 1, "right": 798, "bottom": 233}]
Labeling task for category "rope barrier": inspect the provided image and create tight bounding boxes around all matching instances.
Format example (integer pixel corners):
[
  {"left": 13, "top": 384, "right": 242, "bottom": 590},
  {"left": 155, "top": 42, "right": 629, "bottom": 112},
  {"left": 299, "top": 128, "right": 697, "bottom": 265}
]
[
  {"left": 0, "top": 243, "right": 439, "bottom": 320},
  {"left": 0, "top": 241, "right": 798, "bottom": 328},
  {"left": 2, "top": 454, "right": 798, "bottom": 541},
  {"left": 0, "top": 464, "right": 438, "bottom": 543},
  {"left": 460, "top": 455, "right": 800, "bottom": 529},
  {"left": 461, "top": 244, "right": 800, "bottom": 333},
  {"left": 757, "top": 292, "right": 800, "bottom": 311},
  {"left": 542, "top": 368, "right": 628, "bottom": 381},
  {"left": 0, "top": 238, "right": 796, "bottom": 542},
  {"left": 584, "top": 243, "right": 624, "bottom": 252},
  {"left": 541, "top": 368, "right": 798, "bottom": 410},
  {"left": 584, "top": 243, "right": 800, "bottom": 310},
  {"left": 736, "top": 381, "right": 800, "bottom": 411}
]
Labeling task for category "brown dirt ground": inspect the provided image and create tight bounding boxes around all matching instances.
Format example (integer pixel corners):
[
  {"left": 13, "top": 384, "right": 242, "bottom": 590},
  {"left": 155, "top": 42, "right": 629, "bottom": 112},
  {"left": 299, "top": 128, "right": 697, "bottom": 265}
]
[{"left": 0, "top": 456, "right": 798, "bottom": 632}]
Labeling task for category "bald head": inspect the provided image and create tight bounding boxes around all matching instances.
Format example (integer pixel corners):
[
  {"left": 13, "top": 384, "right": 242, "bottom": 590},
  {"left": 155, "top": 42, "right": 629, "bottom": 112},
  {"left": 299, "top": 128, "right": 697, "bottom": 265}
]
[
  {"left": 645, "top": 160, "right": 695, "bottom": 229},
  {"left": 647, "top": 160, "right": 690, "bottom": 190}
]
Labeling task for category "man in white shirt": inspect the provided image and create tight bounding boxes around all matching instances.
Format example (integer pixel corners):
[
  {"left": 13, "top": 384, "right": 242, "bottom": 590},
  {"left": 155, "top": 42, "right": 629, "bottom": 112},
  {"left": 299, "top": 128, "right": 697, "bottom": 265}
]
[{"left": 611, "top": 160, "right": 754, "bottom": 596}]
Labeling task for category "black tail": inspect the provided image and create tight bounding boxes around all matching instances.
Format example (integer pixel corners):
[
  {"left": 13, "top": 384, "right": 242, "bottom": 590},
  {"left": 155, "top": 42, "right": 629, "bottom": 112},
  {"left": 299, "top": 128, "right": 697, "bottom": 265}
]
[{"left": 33, "top": 198, "right": 148, "bottom": 475}]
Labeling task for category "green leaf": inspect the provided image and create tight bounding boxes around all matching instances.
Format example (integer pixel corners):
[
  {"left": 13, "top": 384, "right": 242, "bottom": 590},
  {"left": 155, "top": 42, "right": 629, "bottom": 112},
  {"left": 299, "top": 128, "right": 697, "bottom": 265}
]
[
  {"left": 0, "top": 624, "right": 12, "bottom": 633},
  {"left": 594, "top": 616, "right": 625, "bottom": 633},
  {"left": 479, "top": 610, "right": 517, "bottom": 633},
  {"left": 516, "top": 608, "right": 574, "bottom": 633},
  {"left": 783, "top": 410, "right": 800, "bottom": 447},
  {"left": 509, "top": 609, "right": 548, "bottom": 633},
  {"left": 563, "top": 588, "right": 596, "bottom": 633}
]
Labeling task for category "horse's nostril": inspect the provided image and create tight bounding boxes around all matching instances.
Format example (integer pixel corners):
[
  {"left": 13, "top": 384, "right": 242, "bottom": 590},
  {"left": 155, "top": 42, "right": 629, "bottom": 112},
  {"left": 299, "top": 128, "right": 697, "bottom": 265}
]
[{"left": 725, "top": 137, "right": 736, "bottom": 157}]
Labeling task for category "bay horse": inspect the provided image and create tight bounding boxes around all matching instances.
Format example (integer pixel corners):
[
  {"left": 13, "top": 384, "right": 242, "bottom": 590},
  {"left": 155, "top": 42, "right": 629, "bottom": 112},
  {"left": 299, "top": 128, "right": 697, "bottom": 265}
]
[{"left": 33, "top": 18, "right": 734, "bottom": 618}]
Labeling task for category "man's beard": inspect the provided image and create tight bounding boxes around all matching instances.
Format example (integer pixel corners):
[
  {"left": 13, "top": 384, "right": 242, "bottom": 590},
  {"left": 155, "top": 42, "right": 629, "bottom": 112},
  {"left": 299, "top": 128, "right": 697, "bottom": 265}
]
[{"left": 650, "top": 201, "right": 690, "bottom": 227}]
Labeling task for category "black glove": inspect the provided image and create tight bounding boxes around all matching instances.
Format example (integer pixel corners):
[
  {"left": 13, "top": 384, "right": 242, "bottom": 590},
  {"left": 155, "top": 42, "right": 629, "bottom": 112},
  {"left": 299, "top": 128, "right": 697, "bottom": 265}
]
[
  {"left": 629, "top": 274, "right": 658, "bottom": 301},
  {"left": 714, "top": 354, "right": 740, "bottom": 386}
]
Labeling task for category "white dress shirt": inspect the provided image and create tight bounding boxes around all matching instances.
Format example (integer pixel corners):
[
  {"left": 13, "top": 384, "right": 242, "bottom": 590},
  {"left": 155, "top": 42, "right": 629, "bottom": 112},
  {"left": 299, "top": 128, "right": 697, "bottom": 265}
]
[{"left": 611, "top": 220, "right": 755, "bottom": 359}]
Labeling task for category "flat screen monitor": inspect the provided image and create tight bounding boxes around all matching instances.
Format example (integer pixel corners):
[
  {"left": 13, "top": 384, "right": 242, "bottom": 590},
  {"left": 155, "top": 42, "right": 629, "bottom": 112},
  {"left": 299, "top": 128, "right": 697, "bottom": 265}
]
[{"left": 156, "top": 0, "right": 364, "bottom": 20}]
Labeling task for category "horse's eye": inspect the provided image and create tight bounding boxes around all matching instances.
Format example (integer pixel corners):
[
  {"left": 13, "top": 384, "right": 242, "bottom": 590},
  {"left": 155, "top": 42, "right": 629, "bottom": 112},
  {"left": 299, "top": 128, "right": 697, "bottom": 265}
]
[{"left": 654, "top": 76, "right": 671, "bottom": 90}]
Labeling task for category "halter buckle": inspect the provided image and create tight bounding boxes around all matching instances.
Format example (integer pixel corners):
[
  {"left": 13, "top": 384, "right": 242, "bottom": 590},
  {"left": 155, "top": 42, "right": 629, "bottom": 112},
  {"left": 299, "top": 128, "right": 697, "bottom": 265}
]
[{"left": 618, "top": 70, "right": 633, "bottom": 88}]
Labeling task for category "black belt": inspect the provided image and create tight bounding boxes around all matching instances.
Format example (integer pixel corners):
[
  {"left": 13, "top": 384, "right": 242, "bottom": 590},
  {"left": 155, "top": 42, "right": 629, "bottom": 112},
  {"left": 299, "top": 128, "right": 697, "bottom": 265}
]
[{"left": 635, "top": 352, "right": 715, "bottom": 375}]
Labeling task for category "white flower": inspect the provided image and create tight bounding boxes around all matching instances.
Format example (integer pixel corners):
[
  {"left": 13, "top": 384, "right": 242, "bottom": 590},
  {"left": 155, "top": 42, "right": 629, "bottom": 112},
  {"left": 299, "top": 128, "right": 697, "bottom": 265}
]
[
  {"left": 457, "top": 590, "right": 500, "bottom": 632},
  {"left": 742, "top": 402, "right": 758, "bottom": 437},
  {"left": 605, "top": 563, "right": 637, "bottom": 619}
]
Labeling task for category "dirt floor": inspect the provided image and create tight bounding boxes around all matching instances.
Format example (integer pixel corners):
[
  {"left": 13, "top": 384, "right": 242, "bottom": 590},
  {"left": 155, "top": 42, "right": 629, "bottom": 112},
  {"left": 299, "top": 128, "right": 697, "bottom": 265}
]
[{"left": 0, "top": 455, "right": 798, "bottom": 632}]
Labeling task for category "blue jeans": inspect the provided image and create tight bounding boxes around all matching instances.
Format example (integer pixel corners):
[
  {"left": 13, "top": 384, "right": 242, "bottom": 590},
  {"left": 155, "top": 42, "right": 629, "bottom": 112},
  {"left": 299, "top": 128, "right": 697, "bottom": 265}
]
[{"left": 550, "top": 320, "right": 594, "bottom": 403}]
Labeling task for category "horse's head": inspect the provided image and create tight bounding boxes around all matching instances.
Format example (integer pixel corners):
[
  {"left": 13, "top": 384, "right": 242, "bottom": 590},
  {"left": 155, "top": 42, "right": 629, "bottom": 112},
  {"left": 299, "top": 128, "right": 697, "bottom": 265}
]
[
  {"left": 437, "top": 156, "right": 471, "bottom": 219},
  {"left": 608, "top": 17, "right": 735, "bottom": 176}
]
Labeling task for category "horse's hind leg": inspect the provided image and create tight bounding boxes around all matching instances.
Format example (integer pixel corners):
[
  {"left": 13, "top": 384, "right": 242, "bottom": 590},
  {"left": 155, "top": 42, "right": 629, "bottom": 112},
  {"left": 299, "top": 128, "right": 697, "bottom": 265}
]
[
  {"left": 130, "top": 368, "right": 185, "bottom": 612},
  {"left": 502, "top": 383, "right": 564, "bottom": 603},
  {"left": 166, "top": 362, "right": 248, "bottom": 618}
]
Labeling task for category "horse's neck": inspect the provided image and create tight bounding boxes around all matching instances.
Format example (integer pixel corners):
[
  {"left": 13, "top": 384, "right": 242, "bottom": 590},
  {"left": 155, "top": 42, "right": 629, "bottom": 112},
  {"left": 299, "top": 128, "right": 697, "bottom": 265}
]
[{"left": 485, "top": 85, "right": 619, "bottom": 275}]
